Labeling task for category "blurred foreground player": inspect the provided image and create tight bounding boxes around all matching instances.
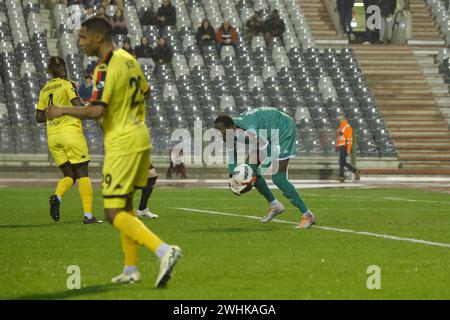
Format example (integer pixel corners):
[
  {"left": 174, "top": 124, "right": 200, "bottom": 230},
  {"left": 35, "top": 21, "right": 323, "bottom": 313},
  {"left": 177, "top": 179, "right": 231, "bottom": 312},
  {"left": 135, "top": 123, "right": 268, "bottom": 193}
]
[
  {"left": 36, "top": 56, "right": 97, "bottom": 224},
  {"left": 47, "top": 17, "right": 181, "bottom": 287}
]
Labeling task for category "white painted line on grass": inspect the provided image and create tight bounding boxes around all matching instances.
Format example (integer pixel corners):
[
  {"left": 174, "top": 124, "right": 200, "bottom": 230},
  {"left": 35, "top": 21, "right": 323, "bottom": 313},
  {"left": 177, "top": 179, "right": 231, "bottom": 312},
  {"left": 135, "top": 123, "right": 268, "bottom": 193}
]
[
  {"left": 173, "top": 207, "right": 450, "bottom": 249},
  {"left": 303, "top": 193, "right": 450, "bottom": 205}
]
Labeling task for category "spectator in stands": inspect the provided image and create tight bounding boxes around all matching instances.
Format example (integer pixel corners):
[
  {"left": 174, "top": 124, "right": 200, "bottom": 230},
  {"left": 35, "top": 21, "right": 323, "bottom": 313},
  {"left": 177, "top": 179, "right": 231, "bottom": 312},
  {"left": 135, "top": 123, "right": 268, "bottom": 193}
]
[
  {"left": 112, "top": 8, "right": 128, "bottom": 35},
  {"left": 167, "top": 148, "right": 187, "bottom": 179},
  {"left": 396, "top": 0, "right": 410, "bottom": 10},
  {"left": 153, "top": 36, "right": 173, "bottom": 65},
  {"left": 140, "top": 6, "right": 157, "bottom": 26},
  {"left": 215, "top": 20, "right": 238, "bottom": 54},
  {"left": 82, "top": 0, "right": 101, "bottom": 8},
  {"left": 262, "top": 9, "right": 285, "bottom": 45},
  {"left": 104, "top": 0, "right": 123, "bottom": 11},
  {"left": 363, "top": 0, "right": 380, "bottom": 45},
  {"left": 196, "top": 19, "right": 216, "bottom": 52},
  {"left": 78, "top": 74, "right": 94, "bottom": 103},
  {"left": 96, "top": 5, "right": 111, "bottom": 20},
  {"left": 83, "top": 5, "right": 95, "bottom": 21},
  {"left": 379, "top": 0, "right": 396, "bottom": 43},
  {"left": 65, "top": 0, "right": 81, "bottom": 7},
  {"left": 135, "top": 36, "right": 155, "bottom": 68},
  {"left": 85, "top": 59, "right": 97, "bottom": 75},
  {"left": 157, "top": 0, "right": 176, "bottom": 28},
  {"left": 245, "top": 12, "right": 263, "bottom": 43},
  {"left": 336, "top": 0, "right": 355, "bottom": 40},
  {"left": 122, "top": 38, "right": 135, "bottom": 56},
  {"left": 66, "top": 2, "right": 84, "bottom": 38}
]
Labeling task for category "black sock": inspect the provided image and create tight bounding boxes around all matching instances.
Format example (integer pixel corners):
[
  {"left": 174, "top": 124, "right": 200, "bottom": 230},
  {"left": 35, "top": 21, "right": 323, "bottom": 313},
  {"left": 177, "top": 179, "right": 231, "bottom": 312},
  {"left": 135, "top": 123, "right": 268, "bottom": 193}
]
[{"left": 138, "top": 176, "right": 157, "bottom": 211}]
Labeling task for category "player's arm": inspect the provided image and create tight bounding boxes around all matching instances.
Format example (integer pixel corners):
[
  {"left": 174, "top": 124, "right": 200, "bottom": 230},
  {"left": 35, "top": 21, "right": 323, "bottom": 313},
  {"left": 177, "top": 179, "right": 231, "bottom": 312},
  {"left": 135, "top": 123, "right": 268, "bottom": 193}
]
[
  {"left": 47, "top": 68, "right": 111, "bottom": 119},
  {"left": 71, "top": 97, "right": 85, "bottom": 107},
  {"left": 36, "top": 110, "right": 47, "bottom": 123},
  {"left": 47, "top": 102, "right": 106, "bottom": 120},
  {"left": 36, "top": 91, "right": 47, "bottom": 123}
]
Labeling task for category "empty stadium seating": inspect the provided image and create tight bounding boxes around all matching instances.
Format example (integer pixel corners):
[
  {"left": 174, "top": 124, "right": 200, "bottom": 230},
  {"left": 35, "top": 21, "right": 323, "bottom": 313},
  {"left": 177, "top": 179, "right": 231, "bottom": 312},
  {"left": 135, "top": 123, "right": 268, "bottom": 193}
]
[{"left": 0, "top": 0, "right": 396, "bottom": 158}]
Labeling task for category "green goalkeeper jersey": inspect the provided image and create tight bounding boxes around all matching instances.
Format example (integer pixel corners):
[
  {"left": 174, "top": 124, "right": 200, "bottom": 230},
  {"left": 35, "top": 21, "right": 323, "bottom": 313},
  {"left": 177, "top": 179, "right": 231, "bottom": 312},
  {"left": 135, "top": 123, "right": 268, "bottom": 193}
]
[{"left": 228, "top": 107, "right": 297, "bottom": 175}]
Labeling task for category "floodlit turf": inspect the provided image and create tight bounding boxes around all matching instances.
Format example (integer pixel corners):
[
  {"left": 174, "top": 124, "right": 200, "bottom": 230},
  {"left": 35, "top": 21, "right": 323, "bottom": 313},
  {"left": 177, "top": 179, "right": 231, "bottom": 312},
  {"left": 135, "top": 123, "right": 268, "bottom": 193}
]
[{"left": 0, "top": 186, "right": 449, "bottom": 300}]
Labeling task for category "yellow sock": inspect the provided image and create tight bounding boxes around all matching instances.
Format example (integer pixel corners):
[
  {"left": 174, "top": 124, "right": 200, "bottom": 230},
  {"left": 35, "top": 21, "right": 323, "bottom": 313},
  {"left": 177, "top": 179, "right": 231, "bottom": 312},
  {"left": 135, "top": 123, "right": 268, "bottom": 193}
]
[
  {"left": 120, "top": 211, "right": 139, "bottom": 266},
  {"left": 55, "top": 177, "right": 74, "bottom": 199},
  {"left": 113, "top": 211, "right": 164, "bottom": 254},
  {"left": 78, "top": 177, "right": 93, "bottom": 214}
]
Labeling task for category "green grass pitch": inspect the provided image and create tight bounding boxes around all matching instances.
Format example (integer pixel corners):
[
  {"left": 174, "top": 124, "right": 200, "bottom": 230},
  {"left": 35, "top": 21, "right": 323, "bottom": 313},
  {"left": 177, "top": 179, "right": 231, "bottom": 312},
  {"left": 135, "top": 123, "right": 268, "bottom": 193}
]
[{"left": 0, "top": 186, "right": 449, "bottom": 300}]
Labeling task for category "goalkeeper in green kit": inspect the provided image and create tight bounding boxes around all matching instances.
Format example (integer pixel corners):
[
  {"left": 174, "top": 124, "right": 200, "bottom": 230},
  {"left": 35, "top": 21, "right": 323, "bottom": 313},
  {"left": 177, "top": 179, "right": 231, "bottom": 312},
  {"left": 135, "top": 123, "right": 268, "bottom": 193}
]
[{"left": 214, "top": 107, "right": 316, "bottom": 229}]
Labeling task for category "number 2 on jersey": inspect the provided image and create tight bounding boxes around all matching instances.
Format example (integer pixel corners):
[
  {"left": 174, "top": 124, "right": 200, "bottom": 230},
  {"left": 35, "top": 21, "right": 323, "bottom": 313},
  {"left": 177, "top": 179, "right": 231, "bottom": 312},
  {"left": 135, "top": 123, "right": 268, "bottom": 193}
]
[
  {"left": 129, "top": 76, "right": 144, "bottom": 107},
  {"left": 48, "top": 93, "right": 54, "bottom": 107}
]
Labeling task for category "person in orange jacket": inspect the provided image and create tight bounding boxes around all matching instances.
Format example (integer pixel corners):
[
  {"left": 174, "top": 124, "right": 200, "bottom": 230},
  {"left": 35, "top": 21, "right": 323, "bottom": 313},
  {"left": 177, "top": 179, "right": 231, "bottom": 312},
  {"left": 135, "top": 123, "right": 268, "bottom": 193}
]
[
  {"left": 215, "top": 20, "right": 238, "bottom": 54},
  {"left": 335, "top": 114, "right": 360, "bottom": 182}
]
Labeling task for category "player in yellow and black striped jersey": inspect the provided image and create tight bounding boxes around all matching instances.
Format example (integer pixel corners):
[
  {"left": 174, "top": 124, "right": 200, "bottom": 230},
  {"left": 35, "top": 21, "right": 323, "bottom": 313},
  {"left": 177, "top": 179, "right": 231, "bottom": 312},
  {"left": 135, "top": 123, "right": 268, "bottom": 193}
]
[
  {"left": 36, "top": 56, "right": 98, "bottom": 224},
  {"left": 46, "top": 16, "right": 181, "bottom": 288}
]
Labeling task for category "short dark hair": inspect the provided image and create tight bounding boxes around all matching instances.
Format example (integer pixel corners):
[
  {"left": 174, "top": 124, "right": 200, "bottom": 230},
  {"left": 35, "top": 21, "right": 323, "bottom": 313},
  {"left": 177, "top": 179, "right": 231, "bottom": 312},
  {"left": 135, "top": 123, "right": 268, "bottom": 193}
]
[
  {"left": 214, "top": 115, "right": 235, "bottom": 128},
  {"left": 81, "top": 16, "right": 113, "bottom": 41}
]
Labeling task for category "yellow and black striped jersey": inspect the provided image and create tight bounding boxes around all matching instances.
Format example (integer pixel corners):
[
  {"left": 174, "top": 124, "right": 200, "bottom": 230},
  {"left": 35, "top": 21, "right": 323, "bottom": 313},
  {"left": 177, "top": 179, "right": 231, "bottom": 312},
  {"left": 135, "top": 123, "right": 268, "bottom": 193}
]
[{"left": 92, "top": 48, "right": 151, "bottom": 156}]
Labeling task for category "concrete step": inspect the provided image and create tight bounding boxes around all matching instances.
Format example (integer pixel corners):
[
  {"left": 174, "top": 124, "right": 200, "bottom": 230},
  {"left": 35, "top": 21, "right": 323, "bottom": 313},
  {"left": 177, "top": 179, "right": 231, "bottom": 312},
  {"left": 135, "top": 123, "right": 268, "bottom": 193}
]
[
  {"left": 399, "top": 155, "right": 450, "bottom": 161},
  {"left": 378, "top": 101, "right": 437, "bottom": 107},
  {"left": 400, "top": 164, "right": 450, "bottom": 170},
  {"left": 391, "top": 133, "right": 450, "bottom": 139},
  {"left": 300, "top": 0, "right": 341, "bottom": 41},
  {"left": 395, "top": 141, "right": 450, "bottom": 148},
  {"left": 429, "top": 84, "right": 450, "bottom": 94},
  {"left": 363, "top": 69, "right": 423, "bottom": 75},
  {"left": 387, "top": 123, "right": 448, "bottom": 129},
  {"left": 372, "top": 88, "right": 432, "bottom": 95},
  {"left": 375, "top": 94, "right": 434, "bottom": 99},
  {"left": 390, "top": 128, "right": 450, "bottom": 134},
  {"left": 396, "top": 145, "right": 450, "bottom": 151},
  {"left": 380, "top": 108, "right": 442, "bottom": 116},
  {"left": 392, "top": 134, "right": 450, "bottom": 140},
  {"left": 363, "top": 168, "right": 450, "bottom": 175},
  {"left": 359, "top": 60, "right": 418, "bottom": 66},
  {"left": 408, "top": 39, "right": 446, "bottom": 46}
]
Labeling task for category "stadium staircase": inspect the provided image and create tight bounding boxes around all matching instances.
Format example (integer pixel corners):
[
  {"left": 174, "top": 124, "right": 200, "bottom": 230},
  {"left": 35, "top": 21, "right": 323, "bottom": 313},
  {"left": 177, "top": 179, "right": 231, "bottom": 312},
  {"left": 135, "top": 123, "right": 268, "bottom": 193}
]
[
  {"left": 353, "top": 45, "right": 450, "bottom": 175},
  {"left": 298, "top": 0, "right": 348, "bottom": 43},
  {"left": 39, "top": 4, "right": 58, "bottom": 56},
  {"left": 409, "top": 0, "right": 444, "bottom": 45}
]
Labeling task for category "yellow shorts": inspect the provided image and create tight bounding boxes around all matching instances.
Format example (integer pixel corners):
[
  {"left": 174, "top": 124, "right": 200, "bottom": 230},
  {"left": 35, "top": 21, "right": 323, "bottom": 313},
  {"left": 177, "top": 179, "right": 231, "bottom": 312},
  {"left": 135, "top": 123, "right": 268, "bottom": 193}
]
[
  {"left": 102, "top": 149, "right": 150, "bottom": 209},
  {"left": 47, "top": 131, "right": 90, "bottom": 167}
]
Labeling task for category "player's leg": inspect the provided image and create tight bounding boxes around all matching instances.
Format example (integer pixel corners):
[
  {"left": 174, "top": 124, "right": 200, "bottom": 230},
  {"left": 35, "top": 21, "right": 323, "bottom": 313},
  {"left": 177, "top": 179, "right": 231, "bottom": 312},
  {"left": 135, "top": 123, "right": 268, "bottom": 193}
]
[
  {"left": 137, "top": 163, "right": 159, "bottom": 219},
  {"left": 178, "top": 163, "right": 187, "bottom": 179},
  {"left": 73, "top": 162, "right": 99, "bottom": 223},
  {"left": 50, "top": 163, "right": 76, "bottom": 222},
  {"left": 247, "top": 159, "right": 285, "bottom": 223},
  {"left": 111, "top": 198, "right": 142, "bottom": 284},
  {"left": 272, "top": 122, "right": 315, "bottom": 228},
  {"left": 271, "top": 159, "right": 316, "bottom": 229},
  {"left": 343, "top": 152, "right": 359, "bottom": 179},
  {"left": 337, "top": 146, "right": 346, "bottom": 182},
  {"left": 166, "top": 162, "right": 174, "bottom": 179},
  {"left": 48, "top": 134, "right": 76, "bottom": 221},
  {"left": 104, "top": 151, "right": 181, "bottom": 287}
]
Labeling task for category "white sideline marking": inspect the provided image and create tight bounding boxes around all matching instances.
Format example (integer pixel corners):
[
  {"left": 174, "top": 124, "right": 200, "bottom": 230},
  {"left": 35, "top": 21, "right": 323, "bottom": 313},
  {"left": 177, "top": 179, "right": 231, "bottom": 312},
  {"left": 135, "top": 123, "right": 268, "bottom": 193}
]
[
  {"left": 173, "top": 207, "right": 450, "bottom": 249},
  {"left": 303, "top": 193, "right": 450, "bottom": 205}
]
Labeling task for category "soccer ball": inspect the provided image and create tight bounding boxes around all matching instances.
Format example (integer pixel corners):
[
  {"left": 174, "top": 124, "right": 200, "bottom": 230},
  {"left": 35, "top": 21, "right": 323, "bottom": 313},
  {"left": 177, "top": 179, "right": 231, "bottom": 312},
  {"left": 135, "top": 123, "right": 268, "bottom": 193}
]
[
  {"left": 232, "top": 164, "right": 254, "bottom": 185},
  {"left": 230, "top": 164, "right": 255, "bottom": 195}
]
